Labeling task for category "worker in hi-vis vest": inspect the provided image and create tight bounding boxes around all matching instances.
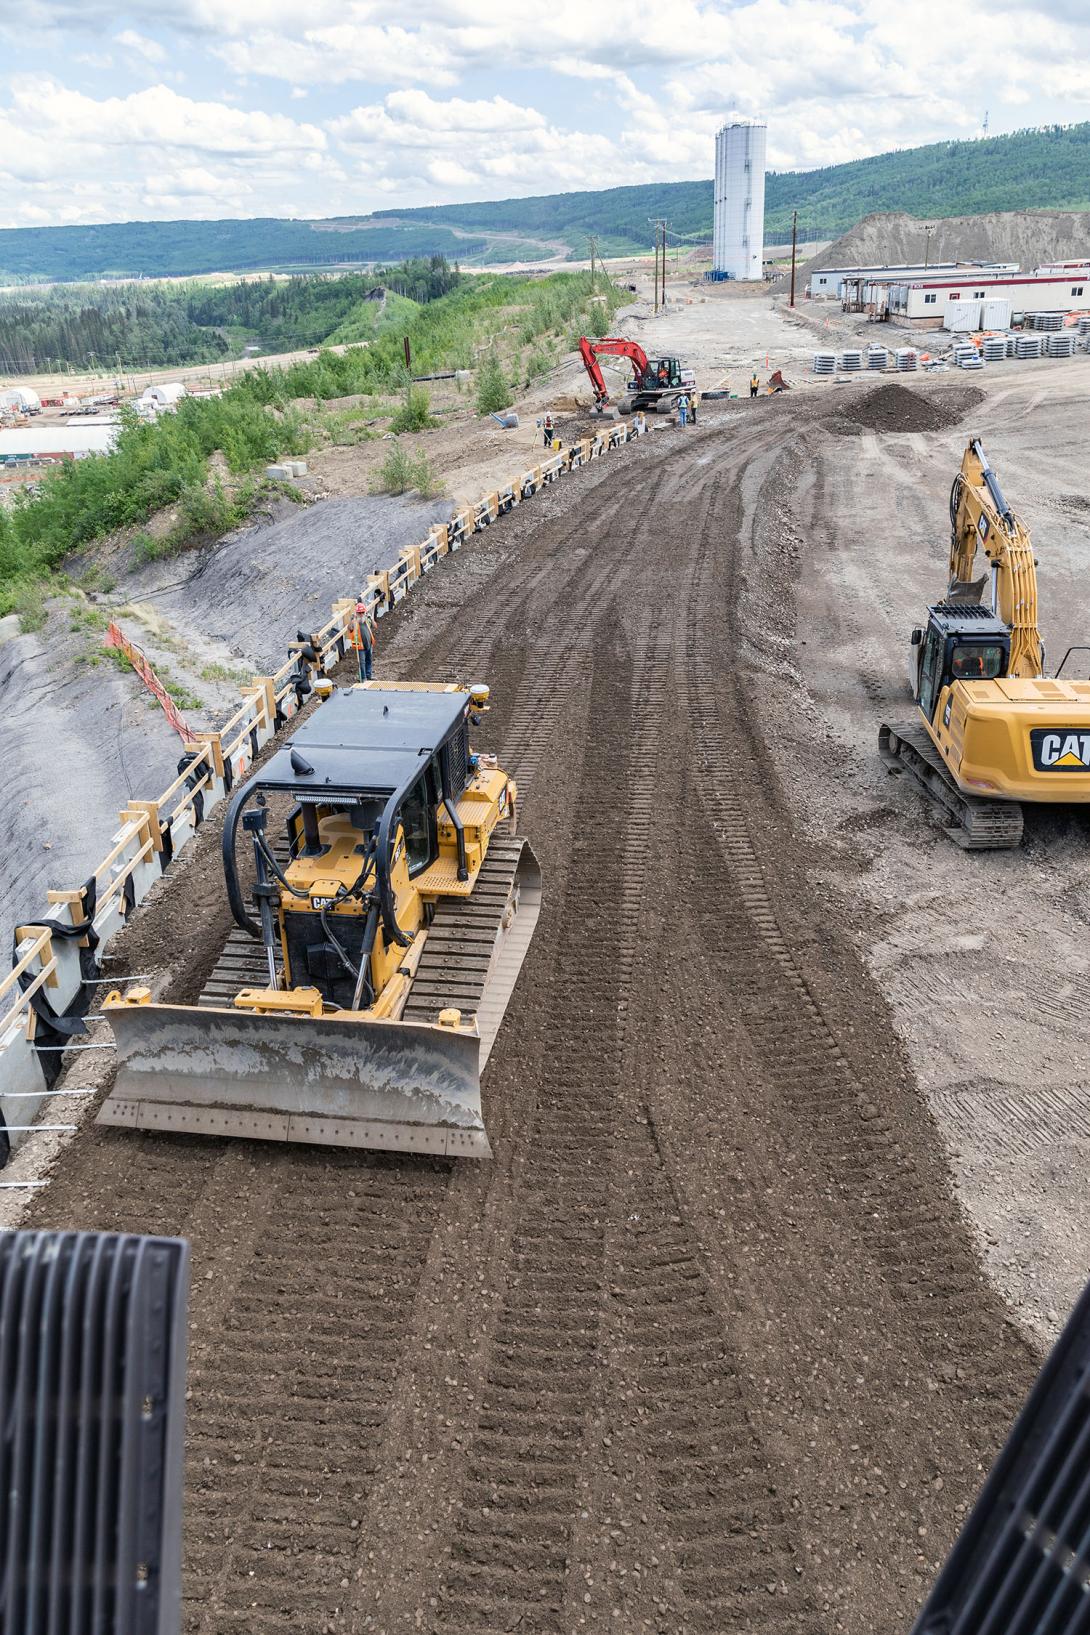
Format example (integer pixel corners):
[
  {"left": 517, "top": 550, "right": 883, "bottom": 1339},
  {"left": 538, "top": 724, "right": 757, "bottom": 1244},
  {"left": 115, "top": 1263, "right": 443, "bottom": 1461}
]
[
  {"left": 750, "top": 373, "right": 760, "bottom": 398},
  {"left": 353, "top": 598, "right": 376, "bottom": 681}
]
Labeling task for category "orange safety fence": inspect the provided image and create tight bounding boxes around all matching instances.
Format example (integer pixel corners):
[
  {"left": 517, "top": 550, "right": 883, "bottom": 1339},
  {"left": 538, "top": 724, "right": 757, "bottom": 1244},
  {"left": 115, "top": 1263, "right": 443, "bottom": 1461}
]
[{"left": 105, "top": 621, "right": 190, "bottom": 741}]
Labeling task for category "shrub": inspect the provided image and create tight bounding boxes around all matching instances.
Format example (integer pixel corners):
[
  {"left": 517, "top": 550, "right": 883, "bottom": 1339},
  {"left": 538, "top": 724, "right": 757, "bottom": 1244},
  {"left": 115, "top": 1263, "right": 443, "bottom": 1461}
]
[
  {"left": 390, "top": 386, "right": 437, "bottom": 434},
  {"left": 525, "top": 345, "right": 556, "bottom": 385},
  {"left": 475, "top": 350, "right": 511, "bottom": 415},
  {"left": 12, "top": 578, "right": 47, "bottom": 631},
  {"left": 370, "top": 445, "right": 445, "bottom": 498}
]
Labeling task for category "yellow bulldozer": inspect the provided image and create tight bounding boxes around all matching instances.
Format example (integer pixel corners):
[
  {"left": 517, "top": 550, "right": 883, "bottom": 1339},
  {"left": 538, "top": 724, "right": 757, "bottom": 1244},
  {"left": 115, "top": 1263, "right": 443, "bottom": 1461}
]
[
  {"left": 880, "top": 436, "right": 1090, "bottom": 848},
  {"left": 98, "top": 681, "right": 540, "bottom": 1157}
]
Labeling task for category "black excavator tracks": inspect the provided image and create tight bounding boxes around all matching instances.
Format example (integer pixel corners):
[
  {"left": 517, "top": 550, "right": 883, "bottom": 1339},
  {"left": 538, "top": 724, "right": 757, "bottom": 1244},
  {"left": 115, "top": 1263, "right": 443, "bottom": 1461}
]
[{"left": 880, "top": 719, "right": 1024, "bottom": 849}]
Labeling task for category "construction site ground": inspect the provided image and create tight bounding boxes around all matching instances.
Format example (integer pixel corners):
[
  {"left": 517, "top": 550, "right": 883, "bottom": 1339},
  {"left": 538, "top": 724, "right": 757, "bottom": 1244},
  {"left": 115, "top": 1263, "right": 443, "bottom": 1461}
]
[{"left": 5, "top": 270, "right": 1090, "bottom": 1631}]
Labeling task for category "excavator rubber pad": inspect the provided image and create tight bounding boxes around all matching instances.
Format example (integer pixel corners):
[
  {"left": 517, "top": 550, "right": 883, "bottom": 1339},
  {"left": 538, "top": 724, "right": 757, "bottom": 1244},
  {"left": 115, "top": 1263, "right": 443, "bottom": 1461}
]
[
  {"left": 0, "top": 1230, "right": 190, "bottom": 1635},
  {"left": 911, "top": 1275, "right": 1090, "bottom": 1634}
]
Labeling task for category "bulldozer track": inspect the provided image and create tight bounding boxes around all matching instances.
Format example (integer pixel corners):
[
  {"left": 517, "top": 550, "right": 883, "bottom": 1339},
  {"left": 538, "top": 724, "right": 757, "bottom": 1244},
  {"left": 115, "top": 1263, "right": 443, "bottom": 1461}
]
[
  {"left": 401, "top": 834, "right": 532, "bottom": 1033},
  {"left": 434, "top": 626, "right": 648, "bottom": 1630},
  {"left": 23, "top": 419, "right": 1035, "bottom": 1635}
]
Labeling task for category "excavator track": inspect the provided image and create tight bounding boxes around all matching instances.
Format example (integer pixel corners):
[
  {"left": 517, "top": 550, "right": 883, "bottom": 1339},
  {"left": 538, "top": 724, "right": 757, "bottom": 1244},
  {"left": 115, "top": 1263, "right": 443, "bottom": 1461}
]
[
  {"left": 402, "top": 833, "right": 540, "bottom": 1064},
  {"left": 880, "top": 719, "right": 1024, "bottom": 850}
]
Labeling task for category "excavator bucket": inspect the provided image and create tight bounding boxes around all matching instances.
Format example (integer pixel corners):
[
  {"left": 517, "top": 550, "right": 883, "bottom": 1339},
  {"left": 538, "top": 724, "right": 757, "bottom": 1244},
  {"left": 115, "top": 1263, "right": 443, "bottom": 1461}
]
[{"left": 99, "top": 1004, "right": 491, "bottom": 1158}]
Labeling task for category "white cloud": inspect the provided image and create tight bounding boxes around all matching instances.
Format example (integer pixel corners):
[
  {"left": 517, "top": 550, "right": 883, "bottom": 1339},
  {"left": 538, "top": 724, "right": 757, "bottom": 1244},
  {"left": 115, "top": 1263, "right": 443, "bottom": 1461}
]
[
  {"left": 4, "top": 0, "right": 1090, "bottom": 224},
  {"left": 0, "top": 79, "right": 327, "bottom": 226},
  {"left": 330, "top": 88, "right": 668, "bottom": 200},
  {"left": 115, "top": 29, "right": 166, "bottom": 64}
]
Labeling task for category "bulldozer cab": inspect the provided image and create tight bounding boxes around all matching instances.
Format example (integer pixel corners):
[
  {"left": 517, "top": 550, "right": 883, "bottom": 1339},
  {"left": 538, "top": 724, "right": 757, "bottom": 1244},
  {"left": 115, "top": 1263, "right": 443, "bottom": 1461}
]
[
  {"left": 222, "top": 685, "right": 476, "bottom": 994},
  {"left": 913, "top": 603, "right": 1010, "bottom": 722}
]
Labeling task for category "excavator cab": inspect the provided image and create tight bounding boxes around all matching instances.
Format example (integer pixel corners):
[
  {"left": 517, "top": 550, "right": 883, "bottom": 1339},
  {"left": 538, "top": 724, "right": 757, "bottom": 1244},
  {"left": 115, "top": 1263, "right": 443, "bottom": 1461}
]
[
  {"left": 911, "top": 604, "right": 1011, "bottom": 724},
  {"left": 641, "top": 356, "right": 684, "bottom": 389}
]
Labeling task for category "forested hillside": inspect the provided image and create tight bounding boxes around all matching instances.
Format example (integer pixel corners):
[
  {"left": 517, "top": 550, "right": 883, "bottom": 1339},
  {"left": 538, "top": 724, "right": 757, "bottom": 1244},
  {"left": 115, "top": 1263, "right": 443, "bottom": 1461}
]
[
  {"left": 2, "top": 122, "right": 1088, "bottom": 283},
  {"left": 0, "top": 259, "right": 463, "bottom": 373},
  {"left": 385, "top": 123, "right": 1090, "bottom": 248},
  {"left": 0, "top": 218, "right": 484, "bottom": 283}
]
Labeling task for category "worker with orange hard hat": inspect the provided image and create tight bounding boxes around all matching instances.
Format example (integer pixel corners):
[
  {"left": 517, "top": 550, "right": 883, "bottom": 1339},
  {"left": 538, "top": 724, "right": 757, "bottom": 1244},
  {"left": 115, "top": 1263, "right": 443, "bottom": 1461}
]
[{"left": 352, "top": 597, "right": 376, "bottom": 681}]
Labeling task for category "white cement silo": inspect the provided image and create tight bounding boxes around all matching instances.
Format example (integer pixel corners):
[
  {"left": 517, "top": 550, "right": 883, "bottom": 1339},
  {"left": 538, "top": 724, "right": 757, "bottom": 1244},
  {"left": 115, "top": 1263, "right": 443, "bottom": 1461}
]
[{"left": 713, "top": 122, "right": 767, "bottom": 281}]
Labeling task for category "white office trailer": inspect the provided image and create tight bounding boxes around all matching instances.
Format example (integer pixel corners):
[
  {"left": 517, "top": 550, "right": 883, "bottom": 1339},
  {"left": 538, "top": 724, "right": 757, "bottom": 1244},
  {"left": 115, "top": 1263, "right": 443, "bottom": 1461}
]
[
  {"left": 885, "top": 270, "right": 1090, "bottom": 329},
  {"left": 713, "top": 121, "right": 766, "bottom": 281},
  {"left": 808, "top": 261, "right": 1017, "bottom": 300}
]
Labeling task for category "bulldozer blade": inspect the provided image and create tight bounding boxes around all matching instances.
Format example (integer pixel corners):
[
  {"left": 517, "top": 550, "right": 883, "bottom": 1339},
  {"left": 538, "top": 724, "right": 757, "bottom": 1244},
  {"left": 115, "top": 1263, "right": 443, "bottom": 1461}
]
[{"left": 97, "top": 1004, "right": 490, "bottom": 1158}]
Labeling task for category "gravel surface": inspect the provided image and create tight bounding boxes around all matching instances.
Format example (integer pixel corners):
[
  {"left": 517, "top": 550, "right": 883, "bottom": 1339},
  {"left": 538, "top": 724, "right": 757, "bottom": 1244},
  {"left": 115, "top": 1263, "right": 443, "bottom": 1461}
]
[
  {"left": 756, "top": 360, "right": 1090, "bottom": 1346},
  {"left": 18, "top": 407, "right": 1037, "bottom": 1635}
]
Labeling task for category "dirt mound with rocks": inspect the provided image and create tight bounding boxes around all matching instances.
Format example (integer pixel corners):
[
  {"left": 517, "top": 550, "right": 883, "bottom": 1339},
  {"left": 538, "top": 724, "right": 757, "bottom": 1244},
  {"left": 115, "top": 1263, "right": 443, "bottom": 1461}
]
[
  {"left": 837, "top": 382, "right": 984, "bottom": 435},
  {"left": 804, "top": 208, "right": 1090, "bottom": 277}
]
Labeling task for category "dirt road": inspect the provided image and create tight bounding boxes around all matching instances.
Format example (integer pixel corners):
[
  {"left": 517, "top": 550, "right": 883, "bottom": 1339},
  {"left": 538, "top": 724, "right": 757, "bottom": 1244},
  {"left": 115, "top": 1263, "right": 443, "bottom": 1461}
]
[{"left": 23, "top": 399, "right": 1037, "bottom": 1633}]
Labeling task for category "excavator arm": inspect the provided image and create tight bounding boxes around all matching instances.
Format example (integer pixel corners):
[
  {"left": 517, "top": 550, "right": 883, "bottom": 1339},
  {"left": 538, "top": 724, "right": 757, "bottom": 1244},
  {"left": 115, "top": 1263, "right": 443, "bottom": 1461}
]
[
  {"left": 948, "top": 437, "right": 1042, "bottom": 677},
  {"left": 578, "top": 336, "right": 650, "bottom": 406}
]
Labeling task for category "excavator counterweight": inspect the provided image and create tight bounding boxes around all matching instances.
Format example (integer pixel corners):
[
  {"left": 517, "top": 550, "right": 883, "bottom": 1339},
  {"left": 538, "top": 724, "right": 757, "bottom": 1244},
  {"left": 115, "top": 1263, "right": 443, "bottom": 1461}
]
[{"left": 880, "top": 437, "right": 1090, "bottom": 847}]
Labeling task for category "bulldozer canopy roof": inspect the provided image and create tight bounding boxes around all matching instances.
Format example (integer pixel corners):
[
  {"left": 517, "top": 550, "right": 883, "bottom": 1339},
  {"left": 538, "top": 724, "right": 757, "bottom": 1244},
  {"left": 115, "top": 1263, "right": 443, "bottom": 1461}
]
[{"left": 257, "top": 685, "right": 470, "bottom": 799}]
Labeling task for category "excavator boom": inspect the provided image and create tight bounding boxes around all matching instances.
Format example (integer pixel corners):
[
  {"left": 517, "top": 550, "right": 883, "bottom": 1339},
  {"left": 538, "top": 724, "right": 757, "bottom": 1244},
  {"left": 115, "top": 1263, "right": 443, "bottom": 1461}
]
[
  {"left": 880, "top": 438, "right": 1090, "bottom": 847},
  {"left": 949, "top": 437, "right": 1042, "bottom": 677}
]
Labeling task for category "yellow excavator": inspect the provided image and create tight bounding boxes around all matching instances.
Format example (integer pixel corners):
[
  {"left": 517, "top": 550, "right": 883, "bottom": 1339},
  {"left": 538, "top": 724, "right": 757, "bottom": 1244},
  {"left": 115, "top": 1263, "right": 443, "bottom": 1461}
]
[
  {"left": 98, "top": 681, "right": 540, "bottom": 1157},
  {"left": 880, "top": 437, "right": 1090, "bottom": 848}
]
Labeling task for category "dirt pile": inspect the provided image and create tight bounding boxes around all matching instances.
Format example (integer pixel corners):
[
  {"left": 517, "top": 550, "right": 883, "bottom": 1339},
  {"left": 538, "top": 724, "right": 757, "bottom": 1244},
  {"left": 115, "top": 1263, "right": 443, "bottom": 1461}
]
[
  {"left": 838, "top": 382, "right": 985, "bottom": 435},
  {"left": 805, "top": 208, "right": 1090, "bottom": 277}
]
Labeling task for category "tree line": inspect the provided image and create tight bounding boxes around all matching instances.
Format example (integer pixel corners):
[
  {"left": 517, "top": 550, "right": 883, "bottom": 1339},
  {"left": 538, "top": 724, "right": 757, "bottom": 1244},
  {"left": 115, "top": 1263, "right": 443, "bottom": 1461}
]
[{"left": 0, "top": 258, "right": 464, "bottom": 373}]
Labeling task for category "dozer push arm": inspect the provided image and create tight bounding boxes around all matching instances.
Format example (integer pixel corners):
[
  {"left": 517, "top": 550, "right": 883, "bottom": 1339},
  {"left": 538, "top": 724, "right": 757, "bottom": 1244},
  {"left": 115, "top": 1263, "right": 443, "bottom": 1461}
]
[{"left": 949, "top": 437, "right": 1042, "bottom": 678}]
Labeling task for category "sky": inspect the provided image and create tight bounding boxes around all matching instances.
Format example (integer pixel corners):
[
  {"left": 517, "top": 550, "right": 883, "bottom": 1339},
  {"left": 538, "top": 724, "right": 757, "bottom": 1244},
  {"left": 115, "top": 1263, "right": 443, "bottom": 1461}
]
[{"left": 0, "top": 0, "right": 1088, "bottom": 229}]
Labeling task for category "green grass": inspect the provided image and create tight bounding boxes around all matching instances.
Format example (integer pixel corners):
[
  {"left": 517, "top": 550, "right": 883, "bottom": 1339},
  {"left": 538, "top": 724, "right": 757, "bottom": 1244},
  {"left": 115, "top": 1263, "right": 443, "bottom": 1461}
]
[
  {"left": 198, "top": 659, "right": 251, "bottom": 684},
  {"left": 0, "top": 269, "right": 624, "bottom": 613},
  {"left": 326, "top": 289, "right": 419, "bottom": 346}
]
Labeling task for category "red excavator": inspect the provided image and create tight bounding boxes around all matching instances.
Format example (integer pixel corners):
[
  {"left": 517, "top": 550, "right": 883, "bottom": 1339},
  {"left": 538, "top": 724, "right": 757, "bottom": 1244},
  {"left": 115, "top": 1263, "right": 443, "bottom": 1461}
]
[{"left": 578, "top": 336, "right": 696, "bottom": 415}]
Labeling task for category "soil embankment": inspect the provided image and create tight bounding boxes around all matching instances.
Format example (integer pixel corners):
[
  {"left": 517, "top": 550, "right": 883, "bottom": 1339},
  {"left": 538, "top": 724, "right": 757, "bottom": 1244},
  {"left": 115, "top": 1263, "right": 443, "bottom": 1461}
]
[
  {"left": 805, "top": 207, "right": 1090, "bottom": 275},
  {"left": 0, "top": 491, "right": 447, "bottom": 943}
]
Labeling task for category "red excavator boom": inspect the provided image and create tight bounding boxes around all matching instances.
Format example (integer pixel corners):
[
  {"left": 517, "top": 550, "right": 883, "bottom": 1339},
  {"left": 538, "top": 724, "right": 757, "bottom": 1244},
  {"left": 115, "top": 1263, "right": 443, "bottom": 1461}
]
[{"left": 578, "top": 336, "right": 651, "bottom": 406}]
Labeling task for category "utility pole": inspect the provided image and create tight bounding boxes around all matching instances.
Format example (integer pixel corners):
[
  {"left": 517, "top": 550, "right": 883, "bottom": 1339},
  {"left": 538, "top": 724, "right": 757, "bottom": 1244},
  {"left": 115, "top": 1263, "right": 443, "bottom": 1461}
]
[
  {"left": 789, "top": 209, "right": 798, "bottom": 308},
  {"left": 587, "top": 234, "right": 599, "bottom": 294},
  {"left": 923, "top": 223, "right": 935, "bottom": 269},
  {"left": 652, "top": 223, "right": 660, "bottom": 314}
]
